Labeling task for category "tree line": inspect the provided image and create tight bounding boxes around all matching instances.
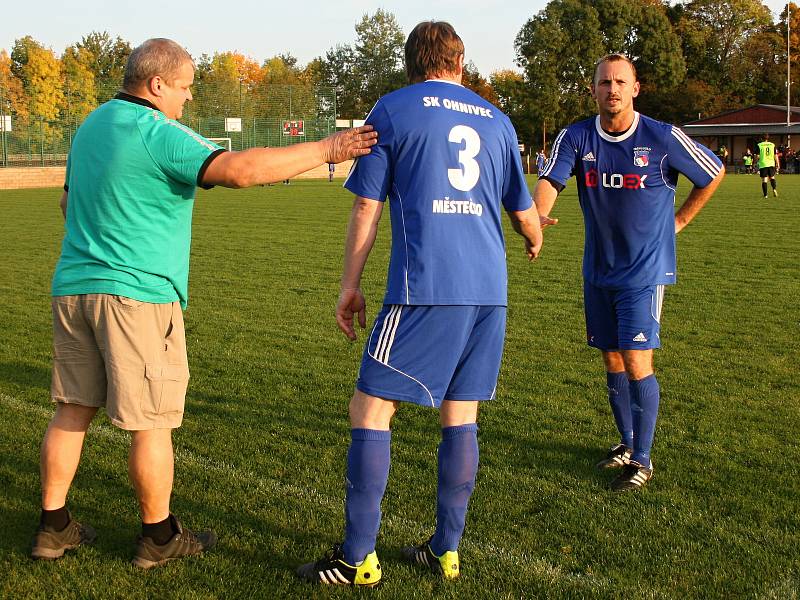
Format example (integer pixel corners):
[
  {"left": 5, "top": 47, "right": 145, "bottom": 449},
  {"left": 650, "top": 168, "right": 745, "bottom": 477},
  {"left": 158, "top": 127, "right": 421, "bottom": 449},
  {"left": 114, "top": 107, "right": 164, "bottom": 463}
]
[{"left": 1, "top": 2, "right": 799, "bottom": 151}]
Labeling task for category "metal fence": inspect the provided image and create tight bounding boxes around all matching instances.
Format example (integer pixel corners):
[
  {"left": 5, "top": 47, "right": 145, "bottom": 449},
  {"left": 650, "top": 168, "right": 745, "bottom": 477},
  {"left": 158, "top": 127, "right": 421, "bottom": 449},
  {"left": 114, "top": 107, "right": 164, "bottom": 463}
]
[{"left": 0, "top": 81, "right": 337, "bottom": 167}]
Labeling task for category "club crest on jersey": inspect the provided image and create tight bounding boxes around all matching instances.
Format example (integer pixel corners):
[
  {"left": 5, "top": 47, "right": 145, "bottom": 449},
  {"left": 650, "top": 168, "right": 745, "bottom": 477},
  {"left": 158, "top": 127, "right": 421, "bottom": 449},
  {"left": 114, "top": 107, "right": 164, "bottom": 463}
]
[{"left": 633, "top": 147, "right": 651, "bottom": 168}]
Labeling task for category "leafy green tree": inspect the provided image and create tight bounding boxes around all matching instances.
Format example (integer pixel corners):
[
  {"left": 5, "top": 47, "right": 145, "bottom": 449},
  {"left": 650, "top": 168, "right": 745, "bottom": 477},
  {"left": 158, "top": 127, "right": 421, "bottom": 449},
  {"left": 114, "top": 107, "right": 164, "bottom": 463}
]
[
  {"left": 491, "top": 69, "right": 539, "bottom": 150},
  {"left": 515, "top": 0, "right": 605, "bottom": 131},
  {"left": 318, "top": 9, "right": 405, "bottom": 117},
  {"left": 353, "top": 9, "right": 406, "bottom": 114},
  {"left": 317, "top": 44, "right": 359, "bottom": 117},
  {"left": 75, "top": 31, "right": 131, "bottom": 99}
]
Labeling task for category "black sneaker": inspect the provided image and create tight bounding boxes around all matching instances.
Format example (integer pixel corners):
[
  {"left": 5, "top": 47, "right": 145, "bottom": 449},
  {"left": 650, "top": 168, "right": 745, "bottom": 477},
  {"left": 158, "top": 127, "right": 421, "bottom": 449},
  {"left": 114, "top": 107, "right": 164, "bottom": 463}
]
[
  {"left": 31, "top": 511, "right": 96, "bottom": 560},
  {"left": 296, "top": 543, "right": 382, "bottom": 586},
  {"left": 610, "top": 460, "right": 654, "bottom": 492},
  {"left": 400, "top": 540, "right": 460, "bottom": 580},
  {"left": 131, "top": 514, "right": 217, "bottom": 569},
  {"left": 595, "top": 443, "right": 632, "bottom": 470}
]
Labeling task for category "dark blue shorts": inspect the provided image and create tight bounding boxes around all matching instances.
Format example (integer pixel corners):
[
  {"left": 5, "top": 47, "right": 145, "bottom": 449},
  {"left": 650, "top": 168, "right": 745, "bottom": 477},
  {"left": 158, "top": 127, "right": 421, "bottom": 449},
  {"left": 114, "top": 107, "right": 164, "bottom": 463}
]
[
  {"left": 357, "top": 304, "right": 506, "bottom": 408},
  {"left": 583, "top": 282, "right": 666, "bottom": 351}
]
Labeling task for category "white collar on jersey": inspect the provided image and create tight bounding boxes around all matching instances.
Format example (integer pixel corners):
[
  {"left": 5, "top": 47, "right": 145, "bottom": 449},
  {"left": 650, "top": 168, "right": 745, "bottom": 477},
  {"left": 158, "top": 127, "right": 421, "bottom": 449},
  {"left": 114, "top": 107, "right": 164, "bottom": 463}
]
[
  {"left": 425, "top": 78, "right": 464, "bottom": 87},
  {"left": 595, "top": 112, "right": 640, "bottom": 143}
]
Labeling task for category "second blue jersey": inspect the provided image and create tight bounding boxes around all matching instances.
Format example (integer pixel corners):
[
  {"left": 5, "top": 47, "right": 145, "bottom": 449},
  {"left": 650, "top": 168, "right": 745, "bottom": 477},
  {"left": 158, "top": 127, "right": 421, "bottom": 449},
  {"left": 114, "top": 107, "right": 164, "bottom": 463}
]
[
  {"left": 344, "top": 80, "right": 532, "bottom": 306},
  {"left": 542, "top": 113, "right": 722, "bottom": 289}
]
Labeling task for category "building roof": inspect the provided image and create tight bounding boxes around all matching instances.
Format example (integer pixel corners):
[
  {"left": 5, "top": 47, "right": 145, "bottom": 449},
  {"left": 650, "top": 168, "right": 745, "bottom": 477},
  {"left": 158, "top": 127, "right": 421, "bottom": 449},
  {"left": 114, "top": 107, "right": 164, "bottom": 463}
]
[{"left": 682, "top": 104, "right": 800, "bottom": 136}]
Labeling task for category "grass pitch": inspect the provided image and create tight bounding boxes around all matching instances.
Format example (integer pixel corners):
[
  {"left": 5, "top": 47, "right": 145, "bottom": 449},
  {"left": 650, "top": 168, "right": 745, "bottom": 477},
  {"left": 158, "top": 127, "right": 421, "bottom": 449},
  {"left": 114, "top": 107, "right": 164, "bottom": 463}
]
[{"left": 0, "top": 175, "right": 798, "bottom": 599}]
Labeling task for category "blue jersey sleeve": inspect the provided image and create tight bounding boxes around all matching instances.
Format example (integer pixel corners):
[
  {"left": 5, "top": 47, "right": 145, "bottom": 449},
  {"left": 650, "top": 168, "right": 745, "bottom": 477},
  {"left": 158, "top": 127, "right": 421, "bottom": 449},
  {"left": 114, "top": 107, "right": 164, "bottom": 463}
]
[
  {"left": 344, "top": 101, "right": 395, "bottom": 201},
  {"left": 501, "top": 120, "right": 532, "bottom": 212},
  {"left": 539, "top": 127, "right": 577, "bottom": 188},
  {"left": 666, "top": 127, "right": 722, "bottom": 187}
]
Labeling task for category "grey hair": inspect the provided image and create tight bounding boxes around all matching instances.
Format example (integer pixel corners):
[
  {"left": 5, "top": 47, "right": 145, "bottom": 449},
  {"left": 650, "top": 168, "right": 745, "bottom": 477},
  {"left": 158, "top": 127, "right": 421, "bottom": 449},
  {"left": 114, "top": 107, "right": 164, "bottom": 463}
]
[{"left": 123, "top": 38, "right": 194, "bottom": 90}]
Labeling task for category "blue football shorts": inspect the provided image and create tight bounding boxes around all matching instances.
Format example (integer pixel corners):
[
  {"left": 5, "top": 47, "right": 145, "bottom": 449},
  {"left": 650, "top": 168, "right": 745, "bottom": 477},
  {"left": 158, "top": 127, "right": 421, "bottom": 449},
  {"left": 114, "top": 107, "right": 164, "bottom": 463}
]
[
  {"left": 356, "top": 304, "right": 507, "bottom": 408},
  {"left": 583, "top": 282, "right": 666, "bottom": 351}
]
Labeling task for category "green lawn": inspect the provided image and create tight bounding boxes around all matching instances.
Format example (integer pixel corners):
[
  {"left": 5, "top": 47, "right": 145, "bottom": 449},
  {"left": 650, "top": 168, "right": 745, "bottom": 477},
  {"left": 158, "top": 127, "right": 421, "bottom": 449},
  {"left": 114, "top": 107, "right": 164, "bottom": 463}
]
[{"left": 0, "top": 175, "right": 798, "bottom": 599}]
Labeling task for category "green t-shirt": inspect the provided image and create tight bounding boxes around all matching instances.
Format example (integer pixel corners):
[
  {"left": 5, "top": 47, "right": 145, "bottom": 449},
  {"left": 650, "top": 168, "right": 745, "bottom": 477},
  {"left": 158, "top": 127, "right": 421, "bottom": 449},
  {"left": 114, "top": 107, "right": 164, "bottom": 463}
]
[
  {"left": 743, "top": 155, "right": 753, "bottom": 166},
  {"left": 757, "top": 141, "right": 776, "bottom": 169},
  {"left": 53, "top": 94, "right": 224, "bottom": 308}
]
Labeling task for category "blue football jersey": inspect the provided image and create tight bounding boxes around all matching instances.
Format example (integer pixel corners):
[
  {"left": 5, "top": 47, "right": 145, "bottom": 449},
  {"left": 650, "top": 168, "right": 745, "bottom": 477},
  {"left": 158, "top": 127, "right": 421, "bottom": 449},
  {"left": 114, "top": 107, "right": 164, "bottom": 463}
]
[
  {"left": 541, "top": 112, "right": 722, "bottom": 289},
  {"left": 344, "top": 80, "right": 532, "bottom": 306}
]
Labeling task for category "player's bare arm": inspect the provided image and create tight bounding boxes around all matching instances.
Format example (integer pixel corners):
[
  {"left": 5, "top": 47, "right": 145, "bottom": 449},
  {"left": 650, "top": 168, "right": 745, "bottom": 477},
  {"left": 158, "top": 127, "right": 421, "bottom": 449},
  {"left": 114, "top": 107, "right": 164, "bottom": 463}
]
[
  {"left": 336, "top": 196, "right": 383, "bottom": 340},
  {"left": 59, "top": 191, "right": 68, "bottom": 219},
  {"left": 674, "top": 168, "right": 724, "bottom": 233},
  {"left": 506, "top": 205, "right": 544, "bottom": 261},
  {"left": 201, "top": 125, "right": 377, "bottom": 188},
  {"left": 532, "top": 178, "right": 561, "bottom": 229}
]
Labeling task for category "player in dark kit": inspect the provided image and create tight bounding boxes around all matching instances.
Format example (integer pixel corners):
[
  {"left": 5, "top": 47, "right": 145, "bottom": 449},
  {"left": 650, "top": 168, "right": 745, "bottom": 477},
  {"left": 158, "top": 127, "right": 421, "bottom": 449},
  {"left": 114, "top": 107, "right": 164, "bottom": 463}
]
[
  {"left": 534, "top": 54, "right": 723, "bottom": 492},
  {"left": 297, "top": 21, "right": 544, "bottom": 585}
]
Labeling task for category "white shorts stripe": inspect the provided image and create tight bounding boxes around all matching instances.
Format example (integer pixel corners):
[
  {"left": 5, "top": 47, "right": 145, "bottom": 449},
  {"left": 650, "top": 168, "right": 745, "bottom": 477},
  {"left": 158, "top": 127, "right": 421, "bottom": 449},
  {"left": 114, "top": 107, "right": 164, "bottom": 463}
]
[
  {"left": 381, "top": 305, "right": 403, "bottom": 363},
  {"left": 374, "top": 305, "right": 399, "bottom": 362},
  {"left": 651, "top": 285, "right": 665, "bottom": 324},
  {"left": 376, "top": 305, "right": 402, "bottom": 363}
]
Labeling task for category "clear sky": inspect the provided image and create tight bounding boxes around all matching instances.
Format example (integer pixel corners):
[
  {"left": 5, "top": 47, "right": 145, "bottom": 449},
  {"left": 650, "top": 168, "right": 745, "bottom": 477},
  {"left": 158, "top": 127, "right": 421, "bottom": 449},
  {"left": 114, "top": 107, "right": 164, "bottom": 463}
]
[
  {"left": 1, "top": 0, "right": 549, "bottom": 76},
  {"left": 0, "top": 0, "right": 791, "bottom": 77}
]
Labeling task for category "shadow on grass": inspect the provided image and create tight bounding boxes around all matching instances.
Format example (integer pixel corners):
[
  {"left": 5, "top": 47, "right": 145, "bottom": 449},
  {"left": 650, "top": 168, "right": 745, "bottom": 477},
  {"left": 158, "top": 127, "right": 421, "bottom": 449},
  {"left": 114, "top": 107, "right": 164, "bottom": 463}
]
[{"left": 0, "top": 360, "right": 50, "bottom": 391}]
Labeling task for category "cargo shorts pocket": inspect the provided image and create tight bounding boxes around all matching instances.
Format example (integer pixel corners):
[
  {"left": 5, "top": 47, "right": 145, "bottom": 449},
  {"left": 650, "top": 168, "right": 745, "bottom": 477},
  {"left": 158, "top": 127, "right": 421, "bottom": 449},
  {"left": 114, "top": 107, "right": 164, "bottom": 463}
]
[
  {"left": 112, "top": 295, "right": 145, "bottom": 309},
  {"left": 143, "top": 363, "right": 189, "bottom": 417}
]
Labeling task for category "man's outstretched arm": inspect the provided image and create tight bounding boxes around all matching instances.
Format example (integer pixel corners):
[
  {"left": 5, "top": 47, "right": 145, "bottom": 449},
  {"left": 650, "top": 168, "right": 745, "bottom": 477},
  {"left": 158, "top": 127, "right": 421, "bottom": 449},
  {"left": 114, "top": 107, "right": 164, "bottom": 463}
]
[
  {"left": 532, "top": 177, "right": 560, "bottom": 221},
  {"left": 336, "top": 196, "right": 384, "bottom": 340},
  {"left": 506, "top": 204, "right": 544, "bottom": 261},
  {"left": 201, "top": 125, "right": 377, "bottom": 188}
]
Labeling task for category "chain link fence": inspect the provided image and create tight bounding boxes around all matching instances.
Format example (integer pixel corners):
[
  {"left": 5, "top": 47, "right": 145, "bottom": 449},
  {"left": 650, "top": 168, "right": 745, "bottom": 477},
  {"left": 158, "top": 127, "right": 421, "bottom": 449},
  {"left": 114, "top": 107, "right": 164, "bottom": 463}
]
[{"left": 0, "top": 81, "right": 337, "bottom": 167}]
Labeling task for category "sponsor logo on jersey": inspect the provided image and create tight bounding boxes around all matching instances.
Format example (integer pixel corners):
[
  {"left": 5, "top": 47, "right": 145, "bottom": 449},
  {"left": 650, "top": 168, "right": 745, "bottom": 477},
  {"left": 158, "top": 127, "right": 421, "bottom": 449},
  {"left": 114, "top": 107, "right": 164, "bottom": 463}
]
[
  {"left": 582, "top": 152, "right": 596, "bottom": 162},
  {"left": 432, "top": 197, "right": 484, "bottom": 216},
  {"left": 633, "top": 146, "right": 651, "bottom": 168},
  {"left": 585, "top": 168, "right": 647, "bottom": 189}
]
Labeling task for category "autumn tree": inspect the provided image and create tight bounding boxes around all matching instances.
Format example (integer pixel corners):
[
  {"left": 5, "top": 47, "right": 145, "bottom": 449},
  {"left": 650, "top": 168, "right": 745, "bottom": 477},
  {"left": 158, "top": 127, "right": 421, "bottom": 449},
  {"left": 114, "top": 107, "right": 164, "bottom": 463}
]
[
  {"left": 10, "top": 36, "right": 64, "bottom": 124},
  {"left": 0, "top": 49, "right": 27, "bottom": 121},
  {"left": 61, "top": 45, "right": 97, "bottom": 123}
]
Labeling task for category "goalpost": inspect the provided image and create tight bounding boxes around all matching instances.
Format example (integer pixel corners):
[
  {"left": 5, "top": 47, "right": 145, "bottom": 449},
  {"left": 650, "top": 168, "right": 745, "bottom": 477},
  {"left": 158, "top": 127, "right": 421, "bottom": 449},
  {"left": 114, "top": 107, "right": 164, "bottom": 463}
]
[{"left": 208, "top": 137, "right": 232, "bottom": 151}]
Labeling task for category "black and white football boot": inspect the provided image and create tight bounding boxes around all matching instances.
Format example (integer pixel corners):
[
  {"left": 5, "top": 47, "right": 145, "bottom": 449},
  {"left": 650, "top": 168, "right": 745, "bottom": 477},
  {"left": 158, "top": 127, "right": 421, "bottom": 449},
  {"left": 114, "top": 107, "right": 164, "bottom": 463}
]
[
  {"left": 610, "top": 460, "right": 653, "bottom": 492},
  {"left": 595, "top": 443, "right": 632, "bottom": 470}
]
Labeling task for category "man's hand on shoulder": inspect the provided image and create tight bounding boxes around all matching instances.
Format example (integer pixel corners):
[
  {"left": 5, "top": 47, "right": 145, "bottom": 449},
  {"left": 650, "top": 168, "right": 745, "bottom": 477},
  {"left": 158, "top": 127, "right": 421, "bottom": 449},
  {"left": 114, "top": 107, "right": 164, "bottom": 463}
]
[
  {"left": 323, "top": 126, "right": 378, "bottom": 164},
  {"left": 336, "top": 287, "right": 367, "bottom": 341}
]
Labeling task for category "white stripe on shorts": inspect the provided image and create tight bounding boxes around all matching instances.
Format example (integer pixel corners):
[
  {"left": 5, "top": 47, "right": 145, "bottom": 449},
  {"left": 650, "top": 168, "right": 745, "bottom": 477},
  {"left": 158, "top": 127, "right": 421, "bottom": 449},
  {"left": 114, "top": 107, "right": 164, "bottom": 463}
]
[
  {"left": 376, "top": 305, "right": 402, "bottom": 363},
  {"left": 651, "top": 285, "right": 665, "bottom": 323}
]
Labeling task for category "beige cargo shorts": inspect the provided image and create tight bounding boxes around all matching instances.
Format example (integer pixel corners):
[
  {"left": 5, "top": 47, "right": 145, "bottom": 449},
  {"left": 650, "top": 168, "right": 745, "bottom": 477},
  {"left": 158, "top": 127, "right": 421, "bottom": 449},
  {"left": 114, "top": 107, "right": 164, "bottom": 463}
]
[{"left": 51, "top": 294, "right": 190, "bottom": 430}]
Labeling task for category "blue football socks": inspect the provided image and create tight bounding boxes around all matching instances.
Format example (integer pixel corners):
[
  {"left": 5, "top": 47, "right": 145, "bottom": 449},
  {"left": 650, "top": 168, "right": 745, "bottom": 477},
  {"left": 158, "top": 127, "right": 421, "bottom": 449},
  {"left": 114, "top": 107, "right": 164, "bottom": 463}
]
[
  {"left": 629, "top": 374, "right": 660, "bottom": 466},
  {"left": 606, "top": 371, "right": 634, "bottom": 448},
  {"left": 342, "top": 428, "right": 391, "bottom": 565},
  {"left": 430, "top": 423, "right": 479, "bottom": 556}
]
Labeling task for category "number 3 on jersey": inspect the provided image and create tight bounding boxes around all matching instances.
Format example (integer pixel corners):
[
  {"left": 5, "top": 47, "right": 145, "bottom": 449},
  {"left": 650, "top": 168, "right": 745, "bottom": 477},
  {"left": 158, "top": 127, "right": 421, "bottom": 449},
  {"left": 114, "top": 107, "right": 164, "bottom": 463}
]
[{"left": 448, "top": 125, "right": 480, "bottom": 191}]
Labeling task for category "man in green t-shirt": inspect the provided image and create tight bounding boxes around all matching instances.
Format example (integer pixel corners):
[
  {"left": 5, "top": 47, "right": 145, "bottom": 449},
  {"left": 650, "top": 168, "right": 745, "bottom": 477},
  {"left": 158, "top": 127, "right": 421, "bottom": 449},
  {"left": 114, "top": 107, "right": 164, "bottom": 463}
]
[
  {"left": 32, "top": 38, "right": 376, "bottom": 568},
  {"left": 742, "top": 149, "right": 753, "bottom": 174},
  {"left": 757, "top": 134, "right": 780, "bottom": 198}
]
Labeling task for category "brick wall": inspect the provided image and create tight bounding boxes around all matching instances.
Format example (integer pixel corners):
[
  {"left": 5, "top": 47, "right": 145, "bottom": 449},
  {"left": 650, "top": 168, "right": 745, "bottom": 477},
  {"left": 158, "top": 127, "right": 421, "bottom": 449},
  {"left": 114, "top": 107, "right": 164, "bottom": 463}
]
[
  {"left": 0, "top": 167, "right": 65, "bottom": 190},
  {"left": 0, "top": 161, "right": 353, "bottom": 190}
]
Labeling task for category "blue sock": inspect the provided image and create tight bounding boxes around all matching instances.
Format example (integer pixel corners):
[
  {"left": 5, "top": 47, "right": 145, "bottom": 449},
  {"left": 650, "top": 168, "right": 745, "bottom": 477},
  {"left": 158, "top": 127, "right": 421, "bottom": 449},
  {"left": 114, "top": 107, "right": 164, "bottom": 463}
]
[
  {"left": 606, "top": 371, "right": 633, "bottom": 448},
  {"left": 629, "top": 375, "right": 660, "bottom": 466},
  {"left": 342, "top": 428, "right": 391, "bottom": 565},
  {"left": 430, "top": 423, "right": 479, "bottom": 556}
]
